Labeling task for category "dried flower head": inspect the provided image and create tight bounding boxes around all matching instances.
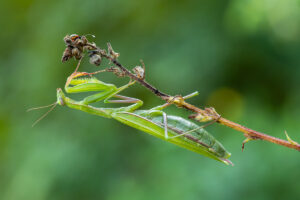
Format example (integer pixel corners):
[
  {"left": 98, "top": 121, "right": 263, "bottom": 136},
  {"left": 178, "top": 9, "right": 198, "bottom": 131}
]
[
  {"left": 62, "top": 34, "right": 97, "bottom": 62},
  {"left": 89, "top": 51, "right": 102, "bottom": 66}
]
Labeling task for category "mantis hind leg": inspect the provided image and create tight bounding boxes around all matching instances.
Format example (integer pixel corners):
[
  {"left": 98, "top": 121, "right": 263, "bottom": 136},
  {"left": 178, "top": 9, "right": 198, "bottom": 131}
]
[
  {"left": 141, "top": 110, "right": 173, "bottom": 139},
  {"left": 107, "top": 94, "right": 144, "bottom": 113}
]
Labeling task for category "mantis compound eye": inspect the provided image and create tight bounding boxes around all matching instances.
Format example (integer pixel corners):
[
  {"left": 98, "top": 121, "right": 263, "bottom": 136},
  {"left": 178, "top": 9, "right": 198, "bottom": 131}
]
[
  {"left": 56, "top": 88, "right": 66, "bottom": 106},
  {"left": 58, "top": 97, "right": 65, "bottom": 106}
]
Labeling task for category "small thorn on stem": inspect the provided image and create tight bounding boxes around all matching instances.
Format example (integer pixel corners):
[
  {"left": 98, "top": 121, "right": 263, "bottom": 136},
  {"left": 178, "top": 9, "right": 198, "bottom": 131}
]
[
  {"left": 285, "top": 131, "right": 299, "bottom": 146},
  {"left": 242, "top": 136, "right": 254, "bottom": 152},
  {"left": 140, "top": 59, "right": 145, "bottom": 70}
]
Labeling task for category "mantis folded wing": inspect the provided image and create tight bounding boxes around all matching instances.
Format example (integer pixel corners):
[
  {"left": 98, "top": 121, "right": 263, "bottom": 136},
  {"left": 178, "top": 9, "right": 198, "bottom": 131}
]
[{"left": 56, "top": 72, "right": 232, "bottom": 165}]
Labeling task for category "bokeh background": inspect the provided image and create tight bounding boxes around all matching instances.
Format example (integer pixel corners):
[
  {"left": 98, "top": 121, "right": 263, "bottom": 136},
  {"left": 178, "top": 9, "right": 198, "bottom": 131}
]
[{"left": 1, "top": 0, "right": 300, "bottom": 199}]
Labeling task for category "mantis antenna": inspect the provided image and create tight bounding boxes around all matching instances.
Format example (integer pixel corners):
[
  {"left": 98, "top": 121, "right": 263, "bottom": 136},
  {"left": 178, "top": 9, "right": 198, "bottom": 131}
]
[{"left": 27, "top": 102, "right": 57, "bottom": 127}]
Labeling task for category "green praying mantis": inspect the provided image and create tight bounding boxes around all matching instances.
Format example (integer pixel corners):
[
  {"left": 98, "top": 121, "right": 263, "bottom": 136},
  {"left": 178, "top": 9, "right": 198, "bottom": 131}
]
[
  {"left": 29, "top": 33, "right": 300, "bottom": 166},
  {"left": 47, "top": 70, "right": 231, "bottom": 165}
]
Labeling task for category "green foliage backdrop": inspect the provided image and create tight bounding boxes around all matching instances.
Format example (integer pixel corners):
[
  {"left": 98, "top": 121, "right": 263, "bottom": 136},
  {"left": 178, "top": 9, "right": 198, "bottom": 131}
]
[{"left": 0, "top": 0, "right": 300, "bottom": 199}]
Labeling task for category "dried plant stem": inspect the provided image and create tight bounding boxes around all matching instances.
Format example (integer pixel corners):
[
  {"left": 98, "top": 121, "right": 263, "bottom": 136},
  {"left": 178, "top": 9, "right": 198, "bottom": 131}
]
[
  {"left": 98, "top": 47, "right": 300, "bottom": 151},
  {"left": 218, "top": 117, "right": 300, "bottom": 150}
]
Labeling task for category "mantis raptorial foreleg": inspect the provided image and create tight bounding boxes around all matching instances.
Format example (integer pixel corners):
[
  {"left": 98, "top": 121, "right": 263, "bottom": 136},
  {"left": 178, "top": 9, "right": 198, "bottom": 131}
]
[{"left": 64, "top": 72, "right": 137, "bottom": 105}]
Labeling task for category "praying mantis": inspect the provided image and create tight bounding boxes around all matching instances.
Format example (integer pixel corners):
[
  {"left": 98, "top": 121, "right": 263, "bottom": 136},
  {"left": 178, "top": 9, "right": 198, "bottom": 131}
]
[{"left": 54, "top": 71, "right": 232, "bottom": 165}]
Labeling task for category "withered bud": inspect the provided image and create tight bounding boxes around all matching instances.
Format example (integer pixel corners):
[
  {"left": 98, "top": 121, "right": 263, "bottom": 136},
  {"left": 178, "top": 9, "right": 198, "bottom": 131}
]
[
  {"left": 81, "top": 36, "right": 88, "bottom": 45},
  {"left": 64, "top": 34, "right": 85, "bottom": 47},
  {"left": 107, "top": 43, "right": 120, "bottom": 59},
  {"left": 74, "top": 38, "right": 84, "bottom": 46},
  {"left": 204, "top": 107, "right": 220, "bottom": 118},
  {"left": 114, "top": 68, "right": 125, "bottom": 77},
  {"left": 63, "top": 35, "right": 72, "bottom": 45},
  {"left": 89, "top": 51, "right": 101, "bottom": 66},
  {"left": 133, "top": 66, "right": 145, "bottom": 80},
  {"left": 189, "top": 113, "right": 213, "bottom": 122},
  {"left": 83, "top": 42, "right": 97, "bottom": 51},
  {"left": 72, "top": 48, "right": 82, "bottom": 60},
  {"left": 61, "top": 46, "right": 73, "bottom": 62}
]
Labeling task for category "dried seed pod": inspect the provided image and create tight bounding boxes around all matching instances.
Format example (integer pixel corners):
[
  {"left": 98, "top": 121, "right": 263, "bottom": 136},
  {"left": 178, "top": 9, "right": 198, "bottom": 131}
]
[
  {"left": 83, "top": 42, "right": 97, "bottom": 51},
  {"left": 72, "top": 47, "right": 82, "bottom": 59},
  {"left": 61, "top": 46, "right": 73, "bottom": 62},
  {"left": 63, "top": 35, "right": 72, "bottom": 45},
  {"left": 75, "top": 38, "right": 84, "bottom": 46},
  {"left": 133, "top": 66, "right": 145, "bottom": 80},
  {"left": 81, "top": 36, "right": 88, "bottom": 45},
  {"left": 113, "top": 68, "right": 125, "bottom": 77},
  {"left": 89, "top": 54, "right": 101, "bottom": 66}
]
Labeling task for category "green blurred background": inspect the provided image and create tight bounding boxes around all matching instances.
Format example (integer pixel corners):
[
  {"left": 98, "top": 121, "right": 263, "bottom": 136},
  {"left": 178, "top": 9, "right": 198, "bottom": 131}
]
[{"left": 1, "top": 0, "right": 300, "bottom": 199}]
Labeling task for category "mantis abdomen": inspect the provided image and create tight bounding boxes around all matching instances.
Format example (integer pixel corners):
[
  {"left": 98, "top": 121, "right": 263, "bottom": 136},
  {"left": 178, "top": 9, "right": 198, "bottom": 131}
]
[
  {"left": 113, "top": 111, "right": 231, "bottom": 165},
  {"left": 149, "top": 115, "right": 230, "bottom": 159}
]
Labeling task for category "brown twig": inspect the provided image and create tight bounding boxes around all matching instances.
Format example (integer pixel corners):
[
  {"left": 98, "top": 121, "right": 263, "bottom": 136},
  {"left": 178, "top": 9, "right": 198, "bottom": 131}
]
[{"left": 62, "top": 35, "right": 300, "bottom": 151}]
